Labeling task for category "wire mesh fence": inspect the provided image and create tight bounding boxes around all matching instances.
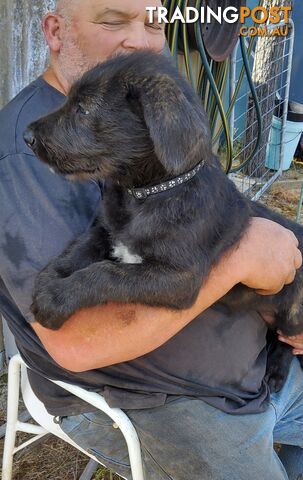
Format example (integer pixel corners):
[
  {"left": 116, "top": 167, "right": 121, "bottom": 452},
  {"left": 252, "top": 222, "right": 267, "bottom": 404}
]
[
  {"left": 166, "top": 8, "right": 296, "bottom": 202},
  {"left": 227, "top": 19, "right": 295, "bottom": 200}
]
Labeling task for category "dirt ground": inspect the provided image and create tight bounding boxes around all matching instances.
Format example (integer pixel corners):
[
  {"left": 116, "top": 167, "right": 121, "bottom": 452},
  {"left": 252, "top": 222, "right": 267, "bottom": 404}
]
[
  {"left": 0, "top": 163, "right": 303, "bottom": 480},
  {"left": 260, "top": 162, "right": 303, "bottom": 220}
]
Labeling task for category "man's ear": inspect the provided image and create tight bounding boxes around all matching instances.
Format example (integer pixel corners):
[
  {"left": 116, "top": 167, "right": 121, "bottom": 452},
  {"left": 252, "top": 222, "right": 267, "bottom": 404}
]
[
  {"left": 42, "top": 13, "right": 65, "bottom": 53},
  {"left": 128, "top": 73, "right": 211, "bottom": 176}
]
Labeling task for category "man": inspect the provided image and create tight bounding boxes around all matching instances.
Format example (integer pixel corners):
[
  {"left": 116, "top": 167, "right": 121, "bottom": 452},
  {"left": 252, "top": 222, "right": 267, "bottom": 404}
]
[{"left": 0, "top": 0, "right": 303, "bottom": 478}]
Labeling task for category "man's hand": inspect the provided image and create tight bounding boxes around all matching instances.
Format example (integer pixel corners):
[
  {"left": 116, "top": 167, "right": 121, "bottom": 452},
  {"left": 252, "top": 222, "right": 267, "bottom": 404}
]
[
  {"left": 278, "top": 331, "right": 303, "bottom": 355},
  {"left": 232, "top": 217, "right": 302, "bottom": 295}
]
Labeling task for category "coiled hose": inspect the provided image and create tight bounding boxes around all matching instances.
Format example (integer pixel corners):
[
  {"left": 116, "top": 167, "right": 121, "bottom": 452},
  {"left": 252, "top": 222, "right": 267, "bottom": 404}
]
[{"left": 163, "top": 0, "right": 263, "bottom": 173}]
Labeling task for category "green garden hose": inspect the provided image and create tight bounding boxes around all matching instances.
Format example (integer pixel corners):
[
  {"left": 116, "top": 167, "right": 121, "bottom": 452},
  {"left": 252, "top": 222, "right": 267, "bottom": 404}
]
[{"left": 163, "top": 0, "right": 264, "bottom": 174}]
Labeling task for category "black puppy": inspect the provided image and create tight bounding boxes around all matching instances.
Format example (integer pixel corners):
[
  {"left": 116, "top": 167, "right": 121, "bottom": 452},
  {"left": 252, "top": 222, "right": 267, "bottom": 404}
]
[{"left": 24, "top": 51, "right": 303, "bottom": 391}]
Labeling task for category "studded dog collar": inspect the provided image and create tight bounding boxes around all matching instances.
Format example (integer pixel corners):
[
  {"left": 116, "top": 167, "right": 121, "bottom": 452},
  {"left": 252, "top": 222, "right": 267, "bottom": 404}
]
[{"left": 127, "top": 159, "right": 205, "bottom": 200}]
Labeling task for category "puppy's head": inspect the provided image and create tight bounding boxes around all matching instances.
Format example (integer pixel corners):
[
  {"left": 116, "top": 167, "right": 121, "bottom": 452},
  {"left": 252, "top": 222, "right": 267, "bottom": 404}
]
[{"left": 25, "top": 51, "right": 211, "bottom": 187}]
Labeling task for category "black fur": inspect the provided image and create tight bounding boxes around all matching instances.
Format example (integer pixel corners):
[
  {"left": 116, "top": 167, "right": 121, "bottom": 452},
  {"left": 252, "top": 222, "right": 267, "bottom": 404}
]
[{"left": 25, "top": 51, "right": 303, "bottom": 392}]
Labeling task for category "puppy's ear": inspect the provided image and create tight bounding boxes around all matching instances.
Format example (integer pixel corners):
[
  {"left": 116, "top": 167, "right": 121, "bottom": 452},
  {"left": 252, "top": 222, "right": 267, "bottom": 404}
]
[{"left": 128, "top": 73, "right": 211, "bottom": 175}]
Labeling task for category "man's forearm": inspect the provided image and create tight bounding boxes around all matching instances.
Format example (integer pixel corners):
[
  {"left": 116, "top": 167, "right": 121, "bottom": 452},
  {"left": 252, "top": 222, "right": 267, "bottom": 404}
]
[
  {"left": 32, "top": 251, "right": 240, "bottom": 371},
  {"left": 32, "top": 252, "right": 239, "bottom": 372},
  {"left": 33, "top": 303, "right": 195, "bottom": 371},
  {"left": 32, "top": 217, "right": 302, "bottom": 372}
]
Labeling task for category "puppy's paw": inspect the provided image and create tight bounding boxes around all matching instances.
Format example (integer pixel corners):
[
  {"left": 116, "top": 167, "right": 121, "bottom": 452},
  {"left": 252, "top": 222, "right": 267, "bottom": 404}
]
[
  {"left": 265, "top": 341, "right": 293, "bottom": 393},
  {"left": 266, "top": 364, "right": 288, "bottom": 393},
  {"left": 31, "top": 280, "right": 73, "bottom": 330}
]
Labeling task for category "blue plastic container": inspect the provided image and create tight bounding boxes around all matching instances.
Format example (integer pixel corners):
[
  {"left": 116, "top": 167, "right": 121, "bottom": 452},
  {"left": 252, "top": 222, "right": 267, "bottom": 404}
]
[{"left": 265, "top": 116, "right": 303, "bottom": 171}]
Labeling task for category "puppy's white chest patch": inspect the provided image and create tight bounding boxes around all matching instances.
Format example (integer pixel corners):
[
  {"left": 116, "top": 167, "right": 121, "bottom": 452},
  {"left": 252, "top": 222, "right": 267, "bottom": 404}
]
[{"left": 112, "top": 241, "right": 143, "bottom": 264}]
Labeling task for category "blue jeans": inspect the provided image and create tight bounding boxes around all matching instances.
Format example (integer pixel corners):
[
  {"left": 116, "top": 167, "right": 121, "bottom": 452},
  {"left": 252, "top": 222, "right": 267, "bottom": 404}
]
[{"left": 60, "top": 358, "right": 303, "bottom": 480}]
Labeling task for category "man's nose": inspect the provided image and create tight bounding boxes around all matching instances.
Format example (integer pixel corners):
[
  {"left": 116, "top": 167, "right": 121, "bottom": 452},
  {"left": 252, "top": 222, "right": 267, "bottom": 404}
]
[
  {"left": 122, "top": 23, "right": 149, "bottom": 50},
  {"left": 23, "top": 128, "right": 36, "bottom": 148}
]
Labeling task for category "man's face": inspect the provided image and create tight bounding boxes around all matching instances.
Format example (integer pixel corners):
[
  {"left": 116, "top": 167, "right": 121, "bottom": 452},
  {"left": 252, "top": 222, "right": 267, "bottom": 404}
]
[{"left": 57, "top": 0, "right": 165, "bottom": 86}]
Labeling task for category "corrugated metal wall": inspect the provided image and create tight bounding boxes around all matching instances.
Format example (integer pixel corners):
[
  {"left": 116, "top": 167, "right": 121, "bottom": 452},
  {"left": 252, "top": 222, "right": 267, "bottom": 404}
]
[{"left": 0, "top": 0, "right": 55, "bottom": 108}]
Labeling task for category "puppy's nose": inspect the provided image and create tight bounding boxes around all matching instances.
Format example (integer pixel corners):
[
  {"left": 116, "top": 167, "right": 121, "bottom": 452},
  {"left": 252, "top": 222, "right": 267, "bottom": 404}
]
[{"left": 23, "top": 128, "right": 36, "bottom": 148}]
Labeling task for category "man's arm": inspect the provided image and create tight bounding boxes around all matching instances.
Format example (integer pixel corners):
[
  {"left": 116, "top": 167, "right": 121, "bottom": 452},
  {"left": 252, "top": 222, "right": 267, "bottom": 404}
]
[
  {"left": 32, "top": 253, "right": 244, "bottom": 372},
  {"left": 32, "top": 217, "right": 302, "bottom": 372}
]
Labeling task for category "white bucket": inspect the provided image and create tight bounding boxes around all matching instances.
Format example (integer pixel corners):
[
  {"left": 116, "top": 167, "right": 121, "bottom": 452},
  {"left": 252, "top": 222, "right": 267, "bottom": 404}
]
[{"left": 265, "top": 116, "right": 303, "bottom": 171}]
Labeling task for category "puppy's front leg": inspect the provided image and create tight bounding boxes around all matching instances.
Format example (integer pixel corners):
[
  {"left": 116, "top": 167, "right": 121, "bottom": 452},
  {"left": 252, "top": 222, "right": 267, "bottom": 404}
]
[
  {"left": 34, "top": 260, "right": 201, "bottom": 329},
  {"left": 32, "top": 223, "right": 111, "bottom": 329},
  {"left": 75, "top": 261, "right": 201, "bottom": 308}
]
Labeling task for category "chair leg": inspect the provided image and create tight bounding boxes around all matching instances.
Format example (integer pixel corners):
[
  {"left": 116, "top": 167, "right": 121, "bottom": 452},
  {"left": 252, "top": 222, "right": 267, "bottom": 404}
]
[
  {"left": 79, "top": 459, "right": 99, "bottom": 480},
  {"left": 2, "top": 356, "right": 21, "bottom": 480},
  {"left": 0, "top": 410, "right": 31, "bottom": 439}
]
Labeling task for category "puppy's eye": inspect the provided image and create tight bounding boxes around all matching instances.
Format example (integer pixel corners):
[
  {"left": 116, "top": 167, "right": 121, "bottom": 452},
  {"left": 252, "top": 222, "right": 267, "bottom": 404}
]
[{"left": 77, "top": 104, "right": 90, "bottom": 115}]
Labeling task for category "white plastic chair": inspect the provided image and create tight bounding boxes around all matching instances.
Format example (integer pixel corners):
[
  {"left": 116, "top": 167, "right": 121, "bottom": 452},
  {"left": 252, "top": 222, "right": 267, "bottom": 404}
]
[{"left": 2, "top": 354, "right": 145, "bottom": 480}]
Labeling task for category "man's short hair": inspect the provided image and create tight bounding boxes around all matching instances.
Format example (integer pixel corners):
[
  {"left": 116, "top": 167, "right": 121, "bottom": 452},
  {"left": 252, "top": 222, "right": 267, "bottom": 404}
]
[{"left": 55, "top": 0, "right": 79, "bottom": 19}]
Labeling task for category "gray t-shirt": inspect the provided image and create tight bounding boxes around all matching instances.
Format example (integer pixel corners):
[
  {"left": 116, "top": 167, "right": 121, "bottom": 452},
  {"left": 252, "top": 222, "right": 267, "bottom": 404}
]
[{"left": 0, "top": 77, "right": 270, "bottom": 416}]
